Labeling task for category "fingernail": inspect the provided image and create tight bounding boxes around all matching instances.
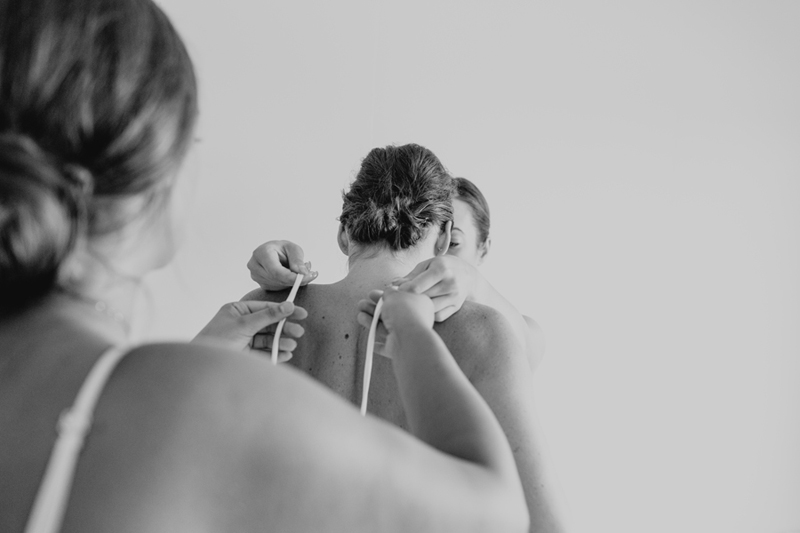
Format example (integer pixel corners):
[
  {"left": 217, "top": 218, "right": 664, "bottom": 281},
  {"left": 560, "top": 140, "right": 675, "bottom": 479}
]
[{"left": 279, "top": 302, "right": 292, "bottom": 313}]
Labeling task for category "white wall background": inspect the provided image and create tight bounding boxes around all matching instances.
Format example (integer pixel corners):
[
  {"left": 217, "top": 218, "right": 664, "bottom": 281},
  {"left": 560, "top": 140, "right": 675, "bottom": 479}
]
[{"left": 141, "top": 2, "right": 800, "bottom": 532}]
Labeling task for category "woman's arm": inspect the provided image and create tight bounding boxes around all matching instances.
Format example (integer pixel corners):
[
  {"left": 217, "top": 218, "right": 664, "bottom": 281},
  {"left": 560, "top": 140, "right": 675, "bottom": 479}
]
[
  {"left": 247, "top": 240, "right": 317, "bottom": 290},
  {"left": 442, "top": 303, "right": 569, "bottom": 533}
]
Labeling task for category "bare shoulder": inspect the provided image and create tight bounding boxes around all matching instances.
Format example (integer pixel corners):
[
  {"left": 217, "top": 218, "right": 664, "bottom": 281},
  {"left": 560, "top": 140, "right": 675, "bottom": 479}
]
[
  {"left": 113, "top": 342, "right": 320, "bottom": 415},
  {"left": 81, "top": 341, "right": 377, "bottom": 529},
  {"left": 97, "top": 342, "right": 513, "bottom": 531},
  {"left": 435, "top": 302, "right": 528, "bottom": 383}
]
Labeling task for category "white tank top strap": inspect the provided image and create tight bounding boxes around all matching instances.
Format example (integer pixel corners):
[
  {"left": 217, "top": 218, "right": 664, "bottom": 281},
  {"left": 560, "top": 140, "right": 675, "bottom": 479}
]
[{"left": 24, "top": 345, "right": 131, "bottom": 533}]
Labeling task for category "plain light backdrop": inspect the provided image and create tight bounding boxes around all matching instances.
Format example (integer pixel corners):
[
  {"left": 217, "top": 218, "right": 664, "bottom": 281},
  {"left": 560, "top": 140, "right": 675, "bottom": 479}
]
[{"left": 140, "top": 2, "right": 800, "bottom": 532}]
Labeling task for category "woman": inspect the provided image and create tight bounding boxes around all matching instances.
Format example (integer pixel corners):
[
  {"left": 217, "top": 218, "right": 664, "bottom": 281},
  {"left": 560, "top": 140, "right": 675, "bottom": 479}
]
[
  {"left": 445, "top": 177, "right": 545, "bottom": 370},
  {"left": 0, "top": 2, "right": 528, "bottom": 531},
  {"left": 243, "top": 144, "right": 567, "bottom": 533},
  {"left": 249, "top": 178, "right": 545, "bottom": 371}
]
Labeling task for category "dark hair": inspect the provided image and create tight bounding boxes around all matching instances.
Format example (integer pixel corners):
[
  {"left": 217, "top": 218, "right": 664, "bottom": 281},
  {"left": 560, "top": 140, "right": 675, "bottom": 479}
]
[
  {"left": 0, "top": 0, "right": 198, "bottom": 312},
  {"left": 339, "top": 144, "right": 455, "bottom": 251},
  {"left": 453, "top": 177, "right": 490, "bottom": 246}
]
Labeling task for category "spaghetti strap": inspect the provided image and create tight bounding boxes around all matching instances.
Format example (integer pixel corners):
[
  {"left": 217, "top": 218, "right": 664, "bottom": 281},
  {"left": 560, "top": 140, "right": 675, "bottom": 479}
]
[{"left": 24, "top": 345, "right": 131, "bottom": 533}]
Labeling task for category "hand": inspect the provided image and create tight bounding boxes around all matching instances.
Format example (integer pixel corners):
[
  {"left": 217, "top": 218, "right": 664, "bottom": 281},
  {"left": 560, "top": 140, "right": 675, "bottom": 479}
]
[
  {"left": 193, "top": 301, "right": 308, "bottom": 359},
  {"left": 247, "top": 240, "right": 318, "bottom": 291},
  {"left": 357, "top": 288, "right": 435, "bottom": 359},
  {"left": 393, "top": 255, "right": 478, "bottom": 322}
]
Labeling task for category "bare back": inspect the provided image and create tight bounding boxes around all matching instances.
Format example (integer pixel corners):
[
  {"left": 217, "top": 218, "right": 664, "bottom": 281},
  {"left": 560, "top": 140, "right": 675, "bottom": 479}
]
[{"left": 244, "top": 284, "right": 526, "bottom": 429}]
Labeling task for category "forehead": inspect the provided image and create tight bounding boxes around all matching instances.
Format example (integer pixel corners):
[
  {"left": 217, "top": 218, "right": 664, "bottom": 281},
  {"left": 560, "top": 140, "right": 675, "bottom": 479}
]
[{"left": 452, "top": 198, "right": 478, "bottom": 234}]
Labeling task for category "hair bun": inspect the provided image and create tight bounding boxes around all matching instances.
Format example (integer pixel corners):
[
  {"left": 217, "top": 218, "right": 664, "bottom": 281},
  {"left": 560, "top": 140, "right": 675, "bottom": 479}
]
[
  {"left": 0, "top": 134, "right": 85, "bottom": 311},
  {"left": 340, "top": 144, "right": 455, "bottom": 251}
]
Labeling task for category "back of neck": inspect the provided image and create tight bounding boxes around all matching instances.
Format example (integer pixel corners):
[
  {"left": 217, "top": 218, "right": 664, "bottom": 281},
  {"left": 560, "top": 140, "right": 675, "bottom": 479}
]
[{"left": 340, "top": 250, "right": 430, "bottom": 291}]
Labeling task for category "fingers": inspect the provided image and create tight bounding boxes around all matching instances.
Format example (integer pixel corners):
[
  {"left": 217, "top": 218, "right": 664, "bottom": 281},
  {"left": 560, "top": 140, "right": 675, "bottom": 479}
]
[
  {"left": 275, "top": 351, "right": 294, "bottom": 363},
  {"left": 250, "top": 247, "right": 296, "bottom": 288},
  {"left": 357, "top": 310, "right": 374, "bottom": 329},
  {"left": 256, "top": 319, "right": 305, "bottom": 336},
  {"left": 368, "top": 289, "right": 384, "bottom": 303},
  {"left": 357, "top": 292, "right": 382, "bottom": 315},
  {"left": 251, "top": 332, "right": 299, "bottom": 352},
  {"left": 248, "top": 240, "right": 318, "bottom": 289},
  {"left": 230, "top": 301, "right": 308, "bottom": 332},
  {"left": 408, "top": 277, "right": 457, "bottom": 299},
  {"left": 250, "top": 315, "right": 305, "bottom": 362},
  {"left": 433, "top": 304, "right": 459, "bottom": 322},
  {"left": 397, "top": 258, "right": 432, "bottom": 286},
  {"left": 282, "top": 242, "right": 316, "bottom": 281},
  {"left": 280, "top": 240, "right": 305, "bottom": 270},
  {"left": 357, "top": 309, "right": 389, "bottom": 341},
  {"left": 251, "top": 344, "right": 295, "bottom": 363},
  {"left": 299, "top": 262, "right": 318, "bottom": 285},
  {"left": 286, "top": 305, "right": 308, "bottom": 321},
  {"left": 396, "top": 267, "right": 442, "bottom": 295},
  {"left": 279, "top": 320, "right": 305, "bottom": 338}
]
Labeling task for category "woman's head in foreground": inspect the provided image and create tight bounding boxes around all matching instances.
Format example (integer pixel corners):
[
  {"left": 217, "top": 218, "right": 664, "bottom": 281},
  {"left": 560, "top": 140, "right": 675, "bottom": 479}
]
[
  {"left": 448, "top": 177, "right": 492, "bottom": 266},
  {"left": 0, "top": 0, "right": 198, "bottom": 313},
  {"left": 339, "top": 143, "right": 456, "bottom": 261}
]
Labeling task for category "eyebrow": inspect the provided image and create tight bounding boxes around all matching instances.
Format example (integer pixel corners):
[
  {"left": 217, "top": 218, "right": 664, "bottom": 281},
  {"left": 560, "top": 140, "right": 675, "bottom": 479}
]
[{"left": 452, "top": 227, "right": 465, "bottom": 234}]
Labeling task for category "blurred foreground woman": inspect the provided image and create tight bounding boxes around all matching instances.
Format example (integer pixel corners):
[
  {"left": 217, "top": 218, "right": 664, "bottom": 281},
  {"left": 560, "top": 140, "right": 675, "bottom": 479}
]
[{"left": 0, "top": 1, "right": 527, "bottom": 531}]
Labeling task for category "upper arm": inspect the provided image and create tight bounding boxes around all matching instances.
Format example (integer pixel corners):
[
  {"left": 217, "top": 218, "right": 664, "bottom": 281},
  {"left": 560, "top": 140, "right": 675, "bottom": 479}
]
[
  {"left": 451, "top": 305, "right": 536, "bottom": 438},
  {"left": 445, "top": 307, "right": 567, "bottom": 533}
]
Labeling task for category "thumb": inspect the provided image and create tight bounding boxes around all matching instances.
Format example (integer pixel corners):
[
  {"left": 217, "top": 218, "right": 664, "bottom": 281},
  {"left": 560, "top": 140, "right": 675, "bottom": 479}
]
[
  {"left": 284, "top": 242, "right": 318, "bottom": 284},
  {"left": 283, "top": 241, "right": 308, "bottom": 274}
]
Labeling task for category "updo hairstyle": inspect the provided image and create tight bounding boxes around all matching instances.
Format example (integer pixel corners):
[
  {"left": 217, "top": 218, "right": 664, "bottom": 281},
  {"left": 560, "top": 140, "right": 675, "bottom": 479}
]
[
  {"left": 0, "top": 0, "right": 198, "bottom": 313},
  {"left": 339, "top": 144, "right": 456, "bottom": 251},
  {"left": 453, "top": 177, "right": 491, "bottom": 246}
]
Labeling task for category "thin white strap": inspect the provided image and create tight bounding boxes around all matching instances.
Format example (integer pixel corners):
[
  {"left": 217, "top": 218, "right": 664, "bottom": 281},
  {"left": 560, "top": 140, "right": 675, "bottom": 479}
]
[
  {"left": 24, "top": 345, "right": 130, "bottom": 533},
  {"left": 271, "top": 273, "right": 304, "bottom": 365},
  {"left": 360, "top": 297, "right": 384, "bottom": 416}
]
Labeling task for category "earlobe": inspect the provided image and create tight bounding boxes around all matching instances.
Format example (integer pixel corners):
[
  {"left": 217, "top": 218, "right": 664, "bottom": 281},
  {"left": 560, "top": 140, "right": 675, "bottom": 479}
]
[
  {"left": 436, "top": 221, "right": 452, "bottom": 256},
  {"left": 337, "top": 224, "right": 350, "bottom": 255}
]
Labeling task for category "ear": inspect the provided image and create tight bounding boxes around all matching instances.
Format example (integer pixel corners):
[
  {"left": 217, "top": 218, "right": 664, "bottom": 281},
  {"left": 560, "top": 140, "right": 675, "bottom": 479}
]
[
  {"left": 477, "top": 236, "right": 491, "bottom": 266},
  {"left": 337, "top": 223, "right": 350, "bottom": 255},
  {"left": 435, "top": 221, "right": 452, "bottom": 256}
]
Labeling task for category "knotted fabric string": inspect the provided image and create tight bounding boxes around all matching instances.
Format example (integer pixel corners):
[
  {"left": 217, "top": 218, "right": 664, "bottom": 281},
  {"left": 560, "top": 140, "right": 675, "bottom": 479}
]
[
  {"left": 271, "top": 273, "right": 304, "bottom": 365},
  {"left": 360, "top": 297, "right": 384, "bottom": 416}
]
